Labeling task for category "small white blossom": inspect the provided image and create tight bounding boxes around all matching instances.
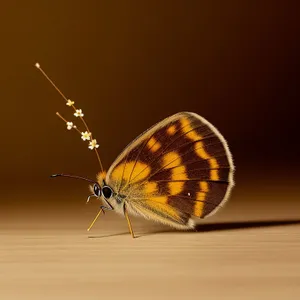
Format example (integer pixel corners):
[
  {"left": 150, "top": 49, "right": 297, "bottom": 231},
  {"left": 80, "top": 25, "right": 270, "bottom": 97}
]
[
  {"left": 66, "top": 122, "right": 76, "bottom": 130},
  {"left": 81, "top": 131, "right": 91, "bottom": 141},
  {"left": 88, "top": 139, "right": 99, "bottom": 150},
  {"left": 67, "top": 122, "right": 73, "bottom": 130},
  {"left": 74, "top": 109, "right": 84, "bottom": 117},
  {"left": 66, "top": 99, "right": 75, "bottom": 106}
]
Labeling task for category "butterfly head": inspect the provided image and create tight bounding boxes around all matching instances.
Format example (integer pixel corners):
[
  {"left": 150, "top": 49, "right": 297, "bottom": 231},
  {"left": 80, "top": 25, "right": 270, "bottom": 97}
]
[
  {"left": 51, "top": 173, "right": 114, "bottom": 203},
  {"left": 90, "top": 182, "right": 113, "bottom": 199}
]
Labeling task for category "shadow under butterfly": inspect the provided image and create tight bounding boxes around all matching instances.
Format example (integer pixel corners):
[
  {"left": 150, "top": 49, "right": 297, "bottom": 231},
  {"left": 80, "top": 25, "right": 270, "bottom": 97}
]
[{"left": 87, "top": 219, "right": 300, "bottom": 239}]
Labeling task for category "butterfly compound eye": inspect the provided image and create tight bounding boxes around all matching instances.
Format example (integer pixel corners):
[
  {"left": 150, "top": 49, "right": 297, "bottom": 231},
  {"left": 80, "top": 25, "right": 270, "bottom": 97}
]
[
  {"left": 93, "top": 184, "right": 101, "bottom": 197},
  {"left": 102, "top": 186, "right": 113, "bottom": 199}
]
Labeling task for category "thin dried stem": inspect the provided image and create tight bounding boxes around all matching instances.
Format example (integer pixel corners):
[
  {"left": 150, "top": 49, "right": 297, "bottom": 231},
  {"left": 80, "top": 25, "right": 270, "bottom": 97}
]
[{"left": 35, "top": 62, "right": 104, "bottom": 173}]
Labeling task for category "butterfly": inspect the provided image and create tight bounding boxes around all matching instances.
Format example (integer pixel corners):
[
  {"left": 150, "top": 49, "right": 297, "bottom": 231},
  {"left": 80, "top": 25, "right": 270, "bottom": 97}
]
[{"left": 36, "top": 63, "right": 235, "bottom": 238}]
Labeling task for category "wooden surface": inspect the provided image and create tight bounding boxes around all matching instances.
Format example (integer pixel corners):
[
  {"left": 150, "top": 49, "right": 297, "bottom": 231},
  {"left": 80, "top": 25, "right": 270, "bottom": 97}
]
[{"left": 1, "top": 186, "right": 300, "bottom": 300}]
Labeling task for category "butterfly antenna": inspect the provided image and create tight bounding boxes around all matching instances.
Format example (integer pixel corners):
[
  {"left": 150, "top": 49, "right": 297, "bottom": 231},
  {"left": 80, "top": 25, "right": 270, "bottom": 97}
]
[
  {"left": 51, "top": 173, "right": 97, "bottom": 184},
  {"left": 35, "top": 62, "right": 104, "bottom": 173}
]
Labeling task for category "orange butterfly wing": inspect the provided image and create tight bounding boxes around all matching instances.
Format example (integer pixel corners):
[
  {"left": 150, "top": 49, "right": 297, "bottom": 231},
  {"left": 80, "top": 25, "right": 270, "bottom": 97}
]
[{"left": 106, "top": 112, "right": 234, "bottom": 229}]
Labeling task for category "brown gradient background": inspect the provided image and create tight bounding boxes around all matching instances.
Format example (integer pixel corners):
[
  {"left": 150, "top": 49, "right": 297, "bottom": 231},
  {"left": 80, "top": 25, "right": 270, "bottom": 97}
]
[{"left": 0, "top": 1, "right": 300, "bottom": 300}]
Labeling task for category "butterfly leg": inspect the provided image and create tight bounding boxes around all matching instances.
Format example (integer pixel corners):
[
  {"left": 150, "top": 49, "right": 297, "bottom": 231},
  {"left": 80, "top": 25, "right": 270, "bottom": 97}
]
[
  {"left": 124, "top": 204, "right": 135, "bottom": 238},
  {"left": 87, "top": 209, "right": 104, "bottom": 231},
  {"left": 87, "top": 200, "right": 114, "bottom": 231}
]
